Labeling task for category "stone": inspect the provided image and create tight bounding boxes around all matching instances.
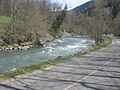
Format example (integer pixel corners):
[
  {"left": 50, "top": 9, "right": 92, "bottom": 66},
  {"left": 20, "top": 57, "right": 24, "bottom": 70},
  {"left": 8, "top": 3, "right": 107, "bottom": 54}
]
[
  {"left": 22, "top": 46, "right": 30, "bottom": 50},
  {"left": 11, "top": 68, "right": 17, "bottom": 71},
  {"left": 29, "top": 45, "right": 33, "bottom": 48},
  {"left": 18, "top": 46, "right": 22, "bottom": 50},
  {"left": 0, "top": 39, "right": 4, "bottom": 45}
]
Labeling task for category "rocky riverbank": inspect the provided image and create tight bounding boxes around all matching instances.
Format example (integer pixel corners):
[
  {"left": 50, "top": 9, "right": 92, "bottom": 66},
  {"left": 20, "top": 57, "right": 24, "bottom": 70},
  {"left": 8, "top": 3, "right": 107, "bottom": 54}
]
[
  {"left": 0, "top": 45, "right": 34, "bottom": 51},
  {"left": 0, "top": 32, "right": 71, "bottom": 51},
  {"left": 0, "top": 42, "right": 34, "bottom": 51}
]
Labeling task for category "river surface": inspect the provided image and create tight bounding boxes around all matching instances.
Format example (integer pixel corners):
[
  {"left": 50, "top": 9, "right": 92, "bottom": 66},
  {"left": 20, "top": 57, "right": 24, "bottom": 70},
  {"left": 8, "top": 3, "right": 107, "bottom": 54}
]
[{"left": 0, "top": 36, "right": 95, "bottom": 72}]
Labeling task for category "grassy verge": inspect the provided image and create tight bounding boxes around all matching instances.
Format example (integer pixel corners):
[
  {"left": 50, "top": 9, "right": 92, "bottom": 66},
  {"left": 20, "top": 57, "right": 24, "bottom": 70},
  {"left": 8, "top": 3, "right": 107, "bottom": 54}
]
[
  {"left": 0, "top": 36, "right": 112, "bottom": 80},
  {"left": 80, "top": 36, "right": 112, "bottom": 55},
  {"left": 0, "top": 56, "right": 71, "bottom": 80}
]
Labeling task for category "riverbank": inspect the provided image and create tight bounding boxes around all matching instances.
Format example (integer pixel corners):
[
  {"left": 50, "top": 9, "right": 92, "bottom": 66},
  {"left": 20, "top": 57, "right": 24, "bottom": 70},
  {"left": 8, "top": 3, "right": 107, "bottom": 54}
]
[
  {"left": 0, "top": 31, "right": 71, "bottom": 51},
  {"left": 0, "top": 36, "right": 112, "bottom": 80},
  {"left": 0, "top": 42, "right": 34, "bottom": 51},
  {"left": 79, "top": 36, "right": 112, "bottom": 55}
]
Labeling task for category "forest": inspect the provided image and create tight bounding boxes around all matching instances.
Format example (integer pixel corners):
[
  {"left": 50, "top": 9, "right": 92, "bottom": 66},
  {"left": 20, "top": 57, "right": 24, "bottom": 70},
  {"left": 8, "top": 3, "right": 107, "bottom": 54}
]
[
  {"left": 66, "top": 0, "right": 120, "bottom": 44},
  {"left": 0, "top": 0, "right": 120, "bottom": 47}
]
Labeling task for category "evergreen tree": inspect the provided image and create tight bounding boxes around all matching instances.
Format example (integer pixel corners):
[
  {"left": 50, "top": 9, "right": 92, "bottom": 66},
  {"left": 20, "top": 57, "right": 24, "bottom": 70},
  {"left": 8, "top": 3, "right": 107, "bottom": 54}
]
[{"left": 51, "top": 5, "right": 67, "bottom": 37}]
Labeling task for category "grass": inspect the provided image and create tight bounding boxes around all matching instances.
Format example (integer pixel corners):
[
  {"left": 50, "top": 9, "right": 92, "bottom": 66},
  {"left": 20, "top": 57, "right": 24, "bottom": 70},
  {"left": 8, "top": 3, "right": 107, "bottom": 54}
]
[
  {"left": 0, "top": 16, "right": 11, "bottom": 24},
  {"left": 0, "top": 16, "right": 23, "bottom": 26},
  {"left": 0, "top": 36, "right": 112, "bottom": 80},
  {"left": 0, "top": 56, "right": 71, "bottom": 80},
  {"left": 80, "top": 36, "right": 112, "bottom": 55}
]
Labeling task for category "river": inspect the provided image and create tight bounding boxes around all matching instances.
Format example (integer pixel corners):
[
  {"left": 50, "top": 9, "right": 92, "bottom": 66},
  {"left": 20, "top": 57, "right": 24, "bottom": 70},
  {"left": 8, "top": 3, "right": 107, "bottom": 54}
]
[{"left": 0, "top": 36, "right": 95, "bottom": 72}]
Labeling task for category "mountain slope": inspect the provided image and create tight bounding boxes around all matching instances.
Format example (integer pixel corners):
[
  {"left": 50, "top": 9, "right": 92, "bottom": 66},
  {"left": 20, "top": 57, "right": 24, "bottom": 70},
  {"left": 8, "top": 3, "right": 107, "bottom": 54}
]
[{"left": 71, "top": 1, "right": 94, "bottom": 13}]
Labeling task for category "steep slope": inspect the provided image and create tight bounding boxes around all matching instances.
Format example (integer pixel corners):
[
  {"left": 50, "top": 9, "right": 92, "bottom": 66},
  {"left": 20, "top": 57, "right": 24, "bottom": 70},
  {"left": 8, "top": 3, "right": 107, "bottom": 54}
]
[{"left": 70, "top": 1, "right": 94, "bottom": 13}]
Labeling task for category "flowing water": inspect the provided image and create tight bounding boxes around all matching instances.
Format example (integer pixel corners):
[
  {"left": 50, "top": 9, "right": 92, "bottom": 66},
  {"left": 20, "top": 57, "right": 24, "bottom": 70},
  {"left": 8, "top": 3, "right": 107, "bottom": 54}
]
[{"left": 0, "top": 36, "right": 95, "bottom": 72}]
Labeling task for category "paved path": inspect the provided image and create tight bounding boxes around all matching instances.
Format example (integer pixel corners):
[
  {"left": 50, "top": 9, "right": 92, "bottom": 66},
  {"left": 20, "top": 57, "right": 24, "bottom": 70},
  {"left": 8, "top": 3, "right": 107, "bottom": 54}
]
[{"left": 0, "top": 35, "right": 120, "bottom": 90}]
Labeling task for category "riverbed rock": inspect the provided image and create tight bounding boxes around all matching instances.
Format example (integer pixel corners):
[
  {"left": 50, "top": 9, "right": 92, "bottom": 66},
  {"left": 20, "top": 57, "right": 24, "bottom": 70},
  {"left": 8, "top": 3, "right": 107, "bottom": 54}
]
[
  {"left": 6, "top": 48, "right": 10, "bottom": 51},
  {"left": 11, "top": 68, "right": 17, "bottom": 71},
  {"left": 18, "top": 46, "right": 22, "bottom": 50},
  {"left": 22, "top": 46, "right": 30, "bottom": 50},
  {"left": 29, "top": 45, "right": 33, "bottom": 48},
  {"left": 9, "top": 47, "right": 13, "bottom": 50},
  {"left": 14, "top": 48, "right": 18, "bottom": 50},
  {"left": 1, "top": 47, "right": 5, "bottom": 51}
]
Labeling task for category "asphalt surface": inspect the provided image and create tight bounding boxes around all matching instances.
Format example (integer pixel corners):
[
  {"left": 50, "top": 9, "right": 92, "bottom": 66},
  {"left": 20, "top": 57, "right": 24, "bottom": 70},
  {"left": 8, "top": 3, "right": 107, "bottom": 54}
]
[{"left": 0, "top": 35, "right": 120, "bottom": 90}]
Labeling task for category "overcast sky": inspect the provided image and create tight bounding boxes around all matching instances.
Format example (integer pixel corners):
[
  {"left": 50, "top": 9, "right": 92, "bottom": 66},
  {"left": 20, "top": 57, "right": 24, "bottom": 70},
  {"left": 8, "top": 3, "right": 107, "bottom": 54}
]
[{"left": 54, "top": 0, "right": 91, "bottom": 10}]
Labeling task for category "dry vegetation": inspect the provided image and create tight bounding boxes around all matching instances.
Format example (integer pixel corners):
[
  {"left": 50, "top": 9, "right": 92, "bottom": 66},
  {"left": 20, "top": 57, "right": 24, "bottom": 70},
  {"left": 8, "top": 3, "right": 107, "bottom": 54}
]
[
  {"left": 0, "top": 0, "right": 120, "bottom": 46},
  {"left": 0, "top": 0, "right": 67, "bottom": 46},
  {"left": 63, "top": 0, "right": 120, "bottom": 44}
]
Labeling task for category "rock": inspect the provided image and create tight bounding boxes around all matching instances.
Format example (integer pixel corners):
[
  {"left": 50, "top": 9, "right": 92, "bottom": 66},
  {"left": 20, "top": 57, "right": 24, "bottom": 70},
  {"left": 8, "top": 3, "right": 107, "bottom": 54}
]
[
  {"left": 14, "top": 44, "right": 19, "bottom": 47},
  {"left": 0, "top": 39, "right": 3, "bottom": 42},
  {"left": 22, "top": 46, "right": 30, "bottom": 50},
  {"left": 0, "top": 43, "right": 34, "bottom": 51},
  {"left": 47, "top": 40, "right": 50, "bottom": 42},
  {"left": 6, "top": 48, "right": 10, "bottom": 51},
  {"left": 74, "top": 53, "right": 80, "bottom": 56},
  {"left": 4, "top": 48, "right": 8, "bottom": 51},
  {"left": 1, "top": 47, "right": 5, "bottom": 51},
  {"left": 0, "top": 39, "right": 4, "bottom": 46},
  {"left": 18, "top": 46, "right": 22, "bottom": 50},
  {"left": 29, "top": 45, "right": 33, "bottom": 48},
  {"left": 11, "top": 68, "right": 17, "bottom": 71},
  {"left": 12, "top": 47, "right": 15, "bottom": 50},
  {"left": 9, "top": 47, "right": 13, "bottom": 50},
  {"left": 13, "top": 48, "right": 17, "bottom": 50}
]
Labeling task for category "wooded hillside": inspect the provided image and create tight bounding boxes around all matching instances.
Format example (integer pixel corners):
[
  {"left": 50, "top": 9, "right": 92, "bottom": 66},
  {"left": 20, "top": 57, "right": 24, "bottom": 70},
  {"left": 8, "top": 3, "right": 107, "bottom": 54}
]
[
  {"left": 0, "top": 0, "right": 67, "bottom": 46},
  {"left": 64, "top": 0, "right": 120, "bottom": 44},
  {"left": 0, "top": 0, "right": 120, "bottom": 46}
]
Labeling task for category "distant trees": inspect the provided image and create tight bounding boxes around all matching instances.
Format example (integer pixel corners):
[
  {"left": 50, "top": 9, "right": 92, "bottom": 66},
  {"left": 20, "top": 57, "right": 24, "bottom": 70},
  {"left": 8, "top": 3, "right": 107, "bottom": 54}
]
[
  {"left": 113, "top": 13, "right": 120, "bottom": 36},
  {"left": 86, "top": 0, "right": 109, "bottom": 44},
  {"left": 63, "top": 0, "right": 120, "bottom": 44},
  {"left": 108, "top": 0, "right": 120, "bottom": 19},
  {"left": 109, "top": 0, "right": 120, "bottom": 36},
  {"left": 87, "top": 0, "right": 120, "bottom": 40}
]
